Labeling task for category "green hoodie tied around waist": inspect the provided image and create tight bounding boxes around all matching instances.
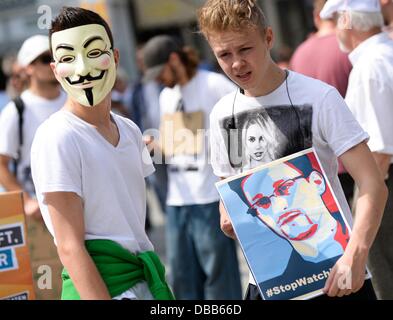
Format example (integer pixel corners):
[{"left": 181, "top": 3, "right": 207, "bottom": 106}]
[{"left": 61, "top": 239, "right": 175, "bottom": 300}]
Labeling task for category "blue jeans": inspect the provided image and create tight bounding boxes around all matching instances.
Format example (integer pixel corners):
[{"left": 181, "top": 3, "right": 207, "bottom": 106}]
[{"left": 166, "top": 202, "right": 242, "bottom": 300}]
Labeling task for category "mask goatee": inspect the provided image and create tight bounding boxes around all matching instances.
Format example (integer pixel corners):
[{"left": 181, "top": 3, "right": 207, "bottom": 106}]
[{"left": 84, "top": 88, "right": 94, "bottom": 106}]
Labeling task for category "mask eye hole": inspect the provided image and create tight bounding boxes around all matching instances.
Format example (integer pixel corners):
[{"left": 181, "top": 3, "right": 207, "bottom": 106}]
[
  {"left": 87, "top": 49, "right": 103, "bottom": 58},
  {"left": 60, "top": 56, "right": 75, "bottom": 63}
]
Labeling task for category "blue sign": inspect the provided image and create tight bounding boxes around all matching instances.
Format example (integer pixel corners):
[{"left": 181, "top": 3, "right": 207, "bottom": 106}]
[{"left": 0, "top": 248, "right": 17, "bottom": 272}]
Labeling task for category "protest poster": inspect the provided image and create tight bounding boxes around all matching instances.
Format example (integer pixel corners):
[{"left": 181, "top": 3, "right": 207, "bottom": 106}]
[
  {"left": 216, "top": 148, "right": 355, "bottom": 300},
  {"left": 0, "top": 191, "right": 35, "bottom": 300}
]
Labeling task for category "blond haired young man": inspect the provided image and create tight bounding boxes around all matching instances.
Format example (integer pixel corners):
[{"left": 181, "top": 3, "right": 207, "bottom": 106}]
[{"left": 198, "top": 0, "right": 387, "bottom": 300}]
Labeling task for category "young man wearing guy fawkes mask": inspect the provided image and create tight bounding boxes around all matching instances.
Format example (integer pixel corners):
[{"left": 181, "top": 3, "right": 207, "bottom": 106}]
[{"left": 30, "top": 7, "right": 174, "bottom": 300}]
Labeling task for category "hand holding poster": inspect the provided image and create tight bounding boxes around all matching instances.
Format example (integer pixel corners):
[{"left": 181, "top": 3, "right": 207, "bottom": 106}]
[{"left": 216, "top": 148, "right": 359, "bottom": 300}]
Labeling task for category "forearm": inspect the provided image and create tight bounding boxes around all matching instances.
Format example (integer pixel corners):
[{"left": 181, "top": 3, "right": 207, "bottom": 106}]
[
  {"left": 58, "top": 243, "right": 111, "bottom": 300},
  {"left": 372, "top": 152, "right": 391, "bottom": 179},
  {"left": 323, "top": 175, "right": 387, "bottom": 296},
  {"left": 219, "top": 199, "right": 237, "bottom": 239},
  {"left": 0, "top": 163, "right": 39, "bottom": 218},
  {"left": 219, "top": 200, "right": 226, "bottom": 217},
  {"left": 349, "top": 177, "right": 387, "bottom": 253},
  {"left": 0, "top": 164, "right": 23, "bottom": 192},
  {"left": 324, "top": 142, "right": 387, "bottom": 295},
  {"left": 340, "top": 143, "right": 388, "bottom": 252}
]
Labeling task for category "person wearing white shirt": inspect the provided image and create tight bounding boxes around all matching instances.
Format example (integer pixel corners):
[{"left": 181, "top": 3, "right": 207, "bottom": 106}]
[
  {"left": 321, "top": 0, "right": 393, "bottom": 300},
  {"left": 0, "top": 35, "right": 66, "bottom": 219},
  {"left": 31, "top": 7, "right": 173, "bottom": 300},
  {"left": 199, "top": 0, "right": 387, "bottom": 300},
  {"left": 142, "top": 35, "right": 242, "bottom": 300}
]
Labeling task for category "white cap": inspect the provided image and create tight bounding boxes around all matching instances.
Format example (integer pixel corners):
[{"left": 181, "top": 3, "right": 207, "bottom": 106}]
[
  {"left": 320, "top": 0, "right": 381, "bottom": 19},
  {"left": 17, "top": 35, "right": 50, "bottom": 67}
]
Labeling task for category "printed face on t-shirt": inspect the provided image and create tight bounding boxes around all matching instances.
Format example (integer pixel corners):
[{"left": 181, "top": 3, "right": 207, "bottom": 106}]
[
  {"left": 242, "top": 113, "right": 277, "bottom": 165},
  {"left": 245, "top": 121, "right": 269, "bottom": 161},
  {"left": 220, "top": 106, "right": 313, "bottom": 169},
  {"left": 51, "top": 24, "right": 116, "bottom": 107}
]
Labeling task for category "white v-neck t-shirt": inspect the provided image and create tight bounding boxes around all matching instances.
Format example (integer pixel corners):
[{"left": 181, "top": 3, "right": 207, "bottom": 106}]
[{"left": 31, "top": 110, "right": 155, "bottom": 254}]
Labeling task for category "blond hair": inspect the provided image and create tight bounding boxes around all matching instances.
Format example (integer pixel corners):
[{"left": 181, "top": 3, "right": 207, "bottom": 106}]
[{"left": 197, "top": 0, "right": 267, "bottom": 38}]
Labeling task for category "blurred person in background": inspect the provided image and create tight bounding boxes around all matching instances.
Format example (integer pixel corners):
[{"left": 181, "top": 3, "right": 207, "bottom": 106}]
[
  {"left": 290, "top": 0, "right": 354, "bottom": 206},
  {"left": 131, "top": 44, "right": 168, "bottom": 216},
  {"left": 0, "top": 58, "right": 8, "bottom": 113},
  {"left": 321, "top": 0, "right": 393, "bottom": 299},
  {"left": 0, "top": 35, "right": 66, "bottom": 219},
  {"left": 2, "top": 53, "right": 30, "bottom": 101},
  {"left": 381, "top": 0, "right": 393, "bottom": 37},
  {"left": 111, "top": 67, "right": 132, "bottom": 117},
  {"left": 142, "top": 35, "right": 242, "bottom": 300},
  {"left": 290, "top": 0, "right": 352, "bottom": 97},
  {"left": 0, "top": 58, "right": 8, "bottom": 192},
  {"left": 0, "top": 35, "right": 66, "bottom": 299}
]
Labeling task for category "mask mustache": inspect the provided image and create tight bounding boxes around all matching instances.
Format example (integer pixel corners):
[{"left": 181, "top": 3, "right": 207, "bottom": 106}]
[{"left": 66, "top": 70, "right": 105, "bottom": 85}]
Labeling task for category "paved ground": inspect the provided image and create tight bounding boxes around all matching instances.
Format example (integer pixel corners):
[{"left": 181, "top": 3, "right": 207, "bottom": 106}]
[{"left": 146, "top": 187, "right": 250, "bottom": 298}]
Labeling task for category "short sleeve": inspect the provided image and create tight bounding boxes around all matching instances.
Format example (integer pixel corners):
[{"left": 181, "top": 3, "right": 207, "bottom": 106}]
[
  {"left": 318, "top": 88, "right": 369, "bottom": 157},
  {"left": 141, "top": 141, "right": 155, "bottom": 178},
  {"left": 209, "top": 107, "right": 237, "bottom": 178},
  {"left": 136, "top": 124, "right": 155, "bottom": 178},
  {"left": 0, "top": 101, "right": 19, "bottom": 159},
  {"left": 31, "top": 125, "right": 83, "bottom": 197},
  {"left": 354, "top": 78, "right": 393, "bottom": 154}
]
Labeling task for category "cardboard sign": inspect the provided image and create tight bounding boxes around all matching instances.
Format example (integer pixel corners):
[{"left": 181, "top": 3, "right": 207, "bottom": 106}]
[
  {"left": 159, "top": 111, "right": 204, "bottom": 157},
  {"left": 0, "top": 192, "right": 35, "bottom": 300},
  {"left": 26, "top": 216, "right": 63, "bottom": 300}
]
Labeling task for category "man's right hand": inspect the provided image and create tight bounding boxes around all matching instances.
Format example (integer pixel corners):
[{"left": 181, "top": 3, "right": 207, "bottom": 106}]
[{"left": 219, "top": 200, "right": 236, "bottom": 239}]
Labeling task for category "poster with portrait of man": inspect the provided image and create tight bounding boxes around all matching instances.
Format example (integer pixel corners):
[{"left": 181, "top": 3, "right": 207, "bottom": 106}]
[{"left": 216, "top": 148, "right": 356, "bottom": 300}]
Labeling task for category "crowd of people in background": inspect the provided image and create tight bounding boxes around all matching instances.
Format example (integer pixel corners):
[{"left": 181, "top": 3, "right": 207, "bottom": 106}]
[{"left": 0, "top": 0, "right": 393, "bottom": 300}]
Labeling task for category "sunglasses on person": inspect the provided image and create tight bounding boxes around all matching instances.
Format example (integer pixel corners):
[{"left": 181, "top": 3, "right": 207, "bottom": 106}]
[{"left": 33, "top": 54, "right": 53, "bottom": 65}]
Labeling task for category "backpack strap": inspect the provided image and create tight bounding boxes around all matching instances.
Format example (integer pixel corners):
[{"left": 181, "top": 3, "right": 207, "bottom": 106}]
[{"left": 12, "top": 96, "right": 25, "bottom": 175}]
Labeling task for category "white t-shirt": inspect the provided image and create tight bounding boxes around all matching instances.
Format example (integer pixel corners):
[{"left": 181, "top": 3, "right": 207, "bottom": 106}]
[
  {"left": 160, "top": 69, "right": 236, "bottom": 206},
  {"left": 210, "top": 71, "right": 369, "bottom": 285},
  {"left": 346, "top": 32, "right": 393, "bottom": 158},
  {"left": 31, "top": 110, "right": 155, "bottom": 254},
  {"left": 0, "top": 89, "right": 66, "bottom": 194}
]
